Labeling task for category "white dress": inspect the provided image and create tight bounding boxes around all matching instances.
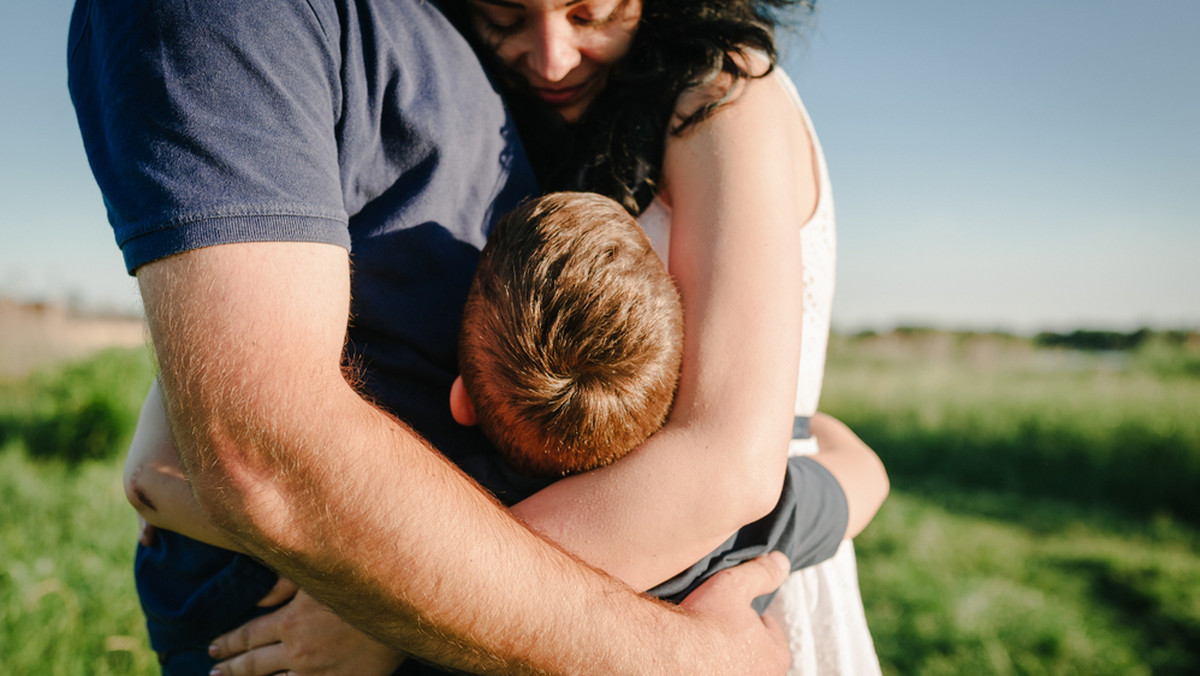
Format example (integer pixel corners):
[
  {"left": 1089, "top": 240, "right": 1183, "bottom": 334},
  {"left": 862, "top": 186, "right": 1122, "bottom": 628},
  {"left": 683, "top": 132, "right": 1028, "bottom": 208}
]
[{"left": 638, "top": 68, "right": 881, "bottom": 675}]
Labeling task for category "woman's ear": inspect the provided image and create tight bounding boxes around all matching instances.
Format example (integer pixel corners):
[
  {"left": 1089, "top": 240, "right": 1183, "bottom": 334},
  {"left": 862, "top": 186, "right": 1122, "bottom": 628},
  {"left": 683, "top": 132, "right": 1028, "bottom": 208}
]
[{"left": 449, "top": 376, "right": 477, "bottom": 426}]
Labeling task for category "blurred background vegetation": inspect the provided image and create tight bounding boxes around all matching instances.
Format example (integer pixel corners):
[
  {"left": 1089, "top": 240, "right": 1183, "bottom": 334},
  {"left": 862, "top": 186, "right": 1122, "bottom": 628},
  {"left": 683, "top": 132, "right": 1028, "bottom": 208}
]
[
  {"left": 1, "top": 324, "right": 1197, "bottom": 674},
  {"left": 823, "top": 328, "right": 1200, "bottom": 675}
]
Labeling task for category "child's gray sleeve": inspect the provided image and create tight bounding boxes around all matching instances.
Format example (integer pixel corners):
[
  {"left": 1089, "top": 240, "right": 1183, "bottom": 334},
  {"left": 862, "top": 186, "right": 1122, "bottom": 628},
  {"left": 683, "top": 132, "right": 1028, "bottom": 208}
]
[{"left": 648, "top": 456, "right": 849, "bottom": 611}]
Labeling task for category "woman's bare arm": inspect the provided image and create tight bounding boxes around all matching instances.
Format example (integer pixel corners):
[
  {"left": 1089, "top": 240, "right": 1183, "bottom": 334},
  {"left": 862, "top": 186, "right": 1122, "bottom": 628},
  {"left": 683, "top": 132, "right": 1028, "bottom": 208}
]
[{"left": 511, "top": 65, "right": 830, "bottom": 591}]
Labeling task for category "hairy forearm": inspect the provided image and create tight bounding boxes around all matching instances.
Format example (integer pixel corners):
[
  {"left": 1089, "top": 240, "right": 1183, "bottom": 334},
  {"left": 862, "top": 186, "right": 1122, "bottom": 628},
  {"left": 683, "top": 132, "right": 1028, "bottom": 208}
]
[
  {"left": 136, "top": 243, "right": 738, "bottom": 675},
  {"left": 168, "top": 372, "right": 713, "bottom": 674}
]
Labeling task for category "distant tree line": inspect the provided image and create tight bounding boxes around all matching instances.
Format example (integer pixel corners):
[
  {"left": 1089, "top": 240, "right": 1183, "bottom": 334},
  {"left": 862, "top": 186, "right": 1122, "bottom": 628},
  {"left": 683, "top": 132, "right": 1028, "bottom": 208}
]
[
  {"left": 839, "top": 326, "right": 1198, "bottom": 352},
  {"left": 1033, "top": 328, "right": 1197, "bottom": 351}
]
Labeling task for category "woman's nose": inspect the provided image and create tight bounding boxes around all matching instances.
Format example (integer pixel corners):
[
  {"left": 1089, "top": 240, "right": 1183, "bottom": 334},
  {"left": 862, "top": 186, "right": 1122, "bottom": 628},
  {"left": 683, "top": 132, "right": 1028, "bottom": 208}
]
[{"left": 525, "top": 17, "right": 582, "bottom": 83}]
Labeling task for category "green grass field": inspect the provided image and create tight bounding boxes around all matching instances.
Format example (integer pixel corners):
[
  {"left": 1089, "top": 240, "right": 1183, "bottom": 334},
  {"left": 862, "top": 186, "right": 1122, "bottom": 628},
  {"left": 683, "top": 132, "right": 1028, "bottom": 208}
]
[
  {"left": 1, "top": 334, "right": 1197, "bottom": 674},
  {"left": 1, "top": 348, "right": 158, "bottom": 675},
  {"left": 824, "top": 331, "right": 1200, "bottom": 675}
]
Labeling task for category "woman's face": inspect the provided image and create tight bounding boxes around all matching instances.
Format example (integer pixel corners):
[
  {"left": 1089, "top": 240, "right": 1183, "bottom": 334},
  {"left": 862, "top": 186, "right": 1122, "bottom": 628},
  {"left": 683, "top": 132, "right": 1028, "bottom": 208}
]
[{"left": 468, "top": 0, "right": 642, "bottom": 123}]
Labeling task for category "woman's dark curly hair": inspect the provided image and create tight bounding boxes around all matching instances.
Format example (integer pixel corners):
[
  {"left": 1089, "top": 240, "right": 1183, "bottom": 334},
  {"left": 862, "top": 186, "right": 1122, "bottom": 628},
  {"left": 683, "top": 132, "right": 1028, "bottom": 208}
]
[{"left": 443, "top": 0, "right": 816, "bottom": 215}]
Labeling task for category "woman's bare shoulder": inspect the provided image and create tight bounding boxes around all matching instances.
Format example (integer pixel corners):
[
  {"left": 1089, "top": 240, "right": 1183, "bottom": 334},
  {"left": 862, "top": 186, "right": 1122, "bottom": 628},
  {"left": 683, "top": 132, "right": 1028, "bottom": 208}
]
[
  {"left": 671, "top": 50, "right": 789, "bottom": 128},
  {"left": 663, "top": 52, "right": 816, "bottom": 219}
]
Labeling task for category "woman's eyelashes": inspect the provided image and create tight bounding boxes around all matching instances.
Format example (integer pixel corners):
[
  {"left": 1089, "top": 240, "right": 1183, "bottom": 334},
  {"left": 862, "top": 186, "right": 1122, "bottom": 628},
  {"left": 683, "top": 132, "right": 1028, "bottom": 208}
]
[
  {"left": 573, "top": 1, "right": 628, "bottom": 28},
  {"left": 570, "top": 7, "right": 606, "bottom": 27},
  {"left": 472, "top": 2, "right": 621, "bottom": 36},
  {"left": 477, "top": 12, "right": 522, "bottom": 35}
]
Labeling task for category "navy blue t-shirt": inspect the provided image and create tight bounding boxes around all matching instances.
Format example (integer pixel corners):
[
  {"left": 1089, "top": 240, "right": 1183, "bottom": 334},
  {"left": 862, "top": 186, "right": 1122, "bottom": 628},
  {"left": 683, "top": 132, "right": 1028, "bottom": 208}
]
[
  {"left": 68, "top": 0, "right": 847, "bottom": 671},
  {"left": 69, "top": 0, "right": 543, "bottom": 500}
]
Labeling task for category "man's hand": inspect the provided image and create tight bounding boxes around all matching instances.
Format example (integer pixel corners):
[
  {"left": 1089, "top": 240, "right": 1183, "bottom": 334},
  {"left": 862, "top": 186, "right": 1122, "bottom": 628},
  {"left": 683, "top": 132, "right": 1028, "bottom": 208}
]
[
  {"left": 209, "top": 584, "right": 406, "bottom": 676},
  {"left": 677, "top": 551, "right": 792, "bottom": 675},
  {"left": 207, "top": 554, "right": 790, "bottom": 676}
]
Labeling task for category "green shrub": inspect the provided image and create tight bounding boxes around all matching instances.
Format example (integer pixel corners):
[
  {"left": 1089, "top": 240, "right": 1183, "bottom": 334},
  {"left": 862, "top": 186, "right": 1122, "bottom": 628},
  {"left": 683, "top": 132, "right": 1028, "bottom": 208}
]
[{"left": 0, "top": 348, "right": 154, "bottom": 466}]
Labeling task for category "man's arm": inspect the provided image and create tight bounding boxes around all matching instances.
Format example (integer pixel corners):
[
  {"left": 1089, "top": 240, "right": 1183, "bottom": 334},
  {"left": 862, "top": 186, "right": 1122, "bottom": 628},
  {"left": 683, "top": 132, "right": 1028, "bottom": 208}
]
[{"left": 140, "top": 240, "right": 789, "bottom": 675}]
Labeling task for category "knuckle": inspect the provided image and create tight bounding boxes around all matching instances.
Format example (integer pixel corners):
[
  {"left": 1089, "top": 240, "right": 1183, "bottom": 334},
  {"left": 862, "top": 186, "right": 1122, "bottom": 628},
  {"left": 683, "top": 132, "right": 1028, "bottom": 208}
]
[
  {"left": 284, "top": 640, "right": 306, "bottom": 662},
  {"left": 218, "top": 657, "right": 241, "bottom": 676},
  {"left": 237, "top": 623, "right": 254, "bottom": 649}
]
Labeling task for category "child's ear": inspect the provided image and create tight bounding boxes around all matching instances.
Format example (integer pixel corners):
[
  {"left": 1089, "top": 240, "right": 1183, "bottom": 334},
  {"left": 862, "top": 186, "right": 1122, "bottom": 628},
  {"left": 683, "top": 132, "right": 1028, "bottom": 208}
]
[{"left": 449, "top": 376, "right": 477, "bottom": 426}]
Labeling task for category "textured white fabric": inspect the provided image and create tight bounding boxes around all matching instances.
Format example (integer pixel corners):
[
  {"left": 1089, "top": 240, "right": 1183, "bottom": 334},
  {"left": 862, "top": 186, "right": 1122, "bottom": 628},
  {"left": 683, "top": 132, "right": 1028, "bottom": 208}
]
[{"left": 638, "top": 68, "right": 880, "bottom": 675}]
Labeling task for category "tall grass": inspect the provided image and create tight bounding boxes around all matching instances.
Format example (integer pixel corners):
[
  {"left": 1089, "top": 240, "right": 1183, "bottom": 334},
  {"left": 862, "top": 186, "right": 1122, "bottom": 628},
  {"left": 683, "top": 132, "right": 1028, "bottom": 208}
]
[
  {"left": 0, "top": 446, "right": 158, "bottom": 675},
  {"left": 0, "top": 347, "right": 158, "bottom": 674},
  {"left": 855, "top": 489, "right": 1200, "bottom": 675},
  {"left": 822, "top": 331, "right": 1200, "bottom": 674}
]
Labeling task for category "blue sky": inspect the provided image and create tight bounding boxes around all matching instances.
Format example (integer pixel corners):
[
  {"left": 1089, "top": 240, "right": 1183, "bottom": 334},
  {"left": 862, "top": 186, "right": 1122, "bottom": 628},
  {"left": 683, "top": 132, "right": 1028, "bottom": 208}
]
[{"left": 2, "top": 0, "right": 1197, "bottom": 332}]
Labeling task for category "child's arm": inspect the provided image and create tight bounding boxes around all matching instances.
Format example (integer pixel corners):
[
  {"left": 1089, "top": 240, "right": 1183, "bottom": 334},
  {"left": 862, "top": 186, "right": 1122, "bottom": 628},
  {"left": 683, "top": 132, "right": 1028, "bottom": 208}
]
[
  {"left": 807, "top": 412, "right": 889, "bottom": 540},
  {"left": 123, "top": 379, "right": 244, "bottom": 552}
]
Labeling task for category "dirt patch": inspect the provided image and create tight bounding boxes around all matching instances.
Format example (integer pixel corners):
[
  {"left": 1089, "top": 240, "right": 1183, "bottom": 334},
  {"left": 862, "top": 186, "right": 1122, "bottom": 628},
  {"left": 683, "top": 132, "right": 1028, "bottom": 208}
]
[{"left": 0, "top": 299, "right": 147, "bottom": 378}]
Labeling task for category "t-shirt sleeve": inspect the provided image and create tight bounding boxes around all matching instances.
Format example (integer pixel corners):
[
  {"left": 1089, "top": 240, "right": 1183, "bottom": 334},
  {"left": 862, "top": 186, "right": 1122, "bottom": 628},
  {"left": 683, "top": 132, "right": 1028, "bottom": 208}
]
[
  {"left": 648, "top": 456, "right": 849, "bottom": 610},
  {"left": 68, "top": 0, "right": 350, "bottom": 273}
]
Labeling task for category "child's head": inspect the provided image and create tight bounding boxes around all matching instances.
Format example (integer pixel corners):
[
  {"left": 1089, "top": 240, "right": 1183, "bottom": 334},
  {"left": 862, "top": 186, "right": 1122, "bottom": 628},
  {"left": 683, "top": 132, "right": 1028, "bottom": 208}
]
[{"left": 455, "top": 191, "right": 684, "bottom": 478}]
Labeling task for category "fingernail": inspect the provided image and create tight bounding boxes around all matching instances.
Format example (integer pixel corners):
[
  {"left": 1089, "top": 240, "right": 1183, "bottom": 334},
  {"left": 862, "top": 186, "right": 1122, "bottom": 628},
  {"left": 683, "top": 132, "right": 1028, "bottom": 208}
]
[
  {"left": 207, "top": 643, "right": 220, "bottom": 658},
  {"left": 768, "top": 550, "right": 790, "bottom": 573},
  {"left": 209, "top": 669, "right": 221, "bottom": 676}
]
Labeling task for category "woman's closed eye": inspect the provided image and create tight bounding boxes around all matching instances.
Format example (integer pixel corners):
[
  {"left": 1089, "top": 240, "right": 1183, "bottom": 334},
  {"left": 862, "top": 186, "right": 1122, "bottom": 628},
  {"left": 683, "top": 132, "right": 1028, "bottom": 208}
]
[
  {"left": 470, "top": 0, "right": 627, "bottom": 35},
  {"left": 469, "top": 1, "right": 524, "bottom": 35},
  {"left": 477, "top": 11, "right": 523, "bottom": 34},
  {"left": 570, "top": 0, "right": 630, "bottom": 28},
  {"left": 568, "top": 7, "right": 604, "bottom": 27}
]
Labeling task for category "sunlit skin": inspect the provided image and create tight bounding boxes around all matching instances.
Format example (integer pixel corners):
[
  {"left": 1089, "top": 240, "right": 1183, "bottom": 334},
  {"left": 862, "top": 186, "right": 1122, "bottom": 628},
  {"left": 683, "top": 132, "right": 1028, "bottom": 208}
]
[
  {"left": 117, "top": 2, "right": 892, "bottom": 672},
  {"left": 468, "top": 0, "right": 642, "bottom": 122}
]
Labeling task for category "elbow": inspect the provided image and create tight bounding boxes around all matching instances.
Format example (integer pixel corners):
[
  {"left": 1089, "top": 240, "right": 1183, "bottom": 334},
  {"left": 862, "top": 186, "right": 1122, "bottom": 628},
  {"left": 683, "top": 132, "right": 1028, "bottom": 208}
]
[
  {"left": 878, "top": 456, "right": 891, "bottom": 504},
  {"left": 743, "top": 459, "right": 789, "bottom": 525},
  {"left": 868, "top": 448, "right": 890, "bottom": 515},
  {"left": 123, "top": 459, "right": 160, "bottom": 523},
  {"left": 713, "top": 435, "right": 792, "bottom": 531},
  {"left": 179, "top": 416, "right": 311, "bottom": 552},
  {"left": 159, "top": 412, "right": 265, "bottom": 537},
  {"left": 846, "top": 451, "right": 890, "bottom": 540},
  {"left": 185, "top": 433, "right": 273, "bottom": 536}
]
